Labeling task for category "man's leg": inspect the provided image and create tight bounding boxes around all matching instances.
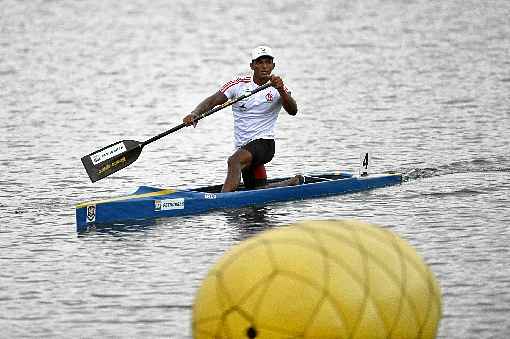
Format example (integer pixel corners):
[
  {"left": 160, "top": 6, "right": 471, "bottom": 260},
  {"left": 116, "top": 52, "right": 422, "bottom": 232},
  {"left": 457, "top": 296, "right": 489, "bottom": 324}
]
[
  {"left": 221, "top": 148, "right": 253, "bottom": 192},
  {"left": 264, "top": 175, "right": 304, "bottom": 188},
  {"left": 242, "top": 164, "right": 267, "bottom": 190}
]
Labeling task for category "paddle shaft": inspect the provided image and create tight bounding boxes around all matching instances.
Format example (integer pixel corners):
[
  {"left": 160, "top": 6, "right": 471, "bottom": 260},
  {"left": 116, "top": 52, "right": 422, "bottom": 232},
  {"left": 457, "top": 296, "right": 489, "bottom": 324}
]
[
  {"left": 141, "top": 82, "right": 272, "bottom": 147},
  {"left": 81, "top": 82, "right": 272, "bottom": 182}
]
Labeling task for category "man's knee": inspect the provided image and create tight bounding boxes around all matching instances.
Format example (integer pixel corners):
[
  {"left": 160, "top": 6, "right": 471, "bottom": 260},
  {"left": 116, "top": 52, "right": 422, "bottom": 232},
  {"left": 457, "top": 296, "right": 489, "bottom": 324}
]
[
  {"left": 227, "top": 154, "right": 239, "bottom": 167},
  {"left": 227, "top": 150, "right": 251, "bottom": 168}
]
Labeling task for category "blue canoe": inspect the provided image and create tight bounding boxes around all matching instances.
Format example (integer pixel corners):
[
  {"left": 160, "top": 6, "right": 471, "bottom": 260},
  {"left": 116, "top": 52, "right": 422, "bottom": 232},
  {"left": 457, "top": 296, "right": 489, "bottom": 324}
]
[{"left": 75, "top": 172, "right": 401, "bottom": 231}]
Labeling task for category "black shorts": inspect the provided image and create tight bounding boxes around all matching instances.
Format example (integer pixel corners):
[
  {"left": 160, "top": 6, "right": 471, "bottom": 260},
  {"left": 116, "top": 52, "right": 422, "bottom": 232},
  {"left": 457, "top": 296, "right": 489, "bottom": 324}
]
[{"left": 241, "top": 138, "right": 275, "bottom": 189}]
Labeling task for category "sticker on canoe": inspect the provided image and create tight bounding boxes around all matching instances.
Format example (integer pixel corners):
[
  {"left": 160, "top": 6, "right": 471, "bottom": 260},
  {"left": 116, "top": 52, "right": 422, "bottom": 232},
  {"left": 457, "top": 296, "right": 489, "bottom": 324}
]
[
  {"left": 90, "top": 142, "right": 127, "bottom": 165},
  {"left": 204, "top": 193, "right": 216, "bottom": 199},
  {"left": 86, "top": 204, "right": 96, "bottom": 223},
  {"left": 155, "top": 198, "right": 185, "bottom": 211}
]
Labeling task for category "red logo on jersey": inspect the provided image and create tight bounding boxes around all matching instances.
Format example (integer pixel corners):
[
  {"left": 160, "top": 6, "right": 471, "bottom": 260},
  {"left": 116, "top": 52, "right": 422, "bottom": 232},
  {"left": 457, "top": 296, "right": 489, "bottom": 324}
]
[{"left": 265, "top": 92, "right": 273, "bottom": 102}]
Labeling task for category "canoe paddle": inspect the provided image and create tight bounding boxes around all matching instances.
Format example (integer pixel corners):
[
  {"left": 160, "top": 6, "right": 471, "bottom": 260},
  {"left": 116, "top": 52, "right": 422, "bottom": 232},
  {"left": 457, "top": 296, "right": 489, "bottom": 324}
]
[{"left": 81, "top": 82, "right": 272, "bottom": 183}]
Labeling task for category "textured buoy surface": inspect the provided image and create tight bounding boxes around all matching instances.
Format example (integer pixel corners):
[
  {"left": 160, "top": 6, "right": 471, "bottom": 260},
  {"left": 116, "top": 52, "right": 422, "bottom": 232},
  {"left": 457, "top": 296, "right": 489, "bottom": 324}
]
[{"left": 192, "top": 219, "right": 442, "bottom": 338}]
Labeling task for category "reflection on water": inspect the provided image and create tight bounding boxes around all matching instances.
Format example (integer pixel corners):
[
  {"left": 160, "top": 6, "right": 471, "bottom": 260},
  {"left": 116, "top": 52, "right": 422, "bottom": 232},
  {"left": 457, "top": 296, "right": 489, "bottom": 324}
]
[
  {"left": 76, "top": 202, "right": 283, "bottom": 238},
  {"left": 222, "top": 206, "right": 274, "bottom": 241},
  {"left": 77, "top": 218, "right": 160, "bottom": 236},
  {"left": 79, "top": 206, "right": 277, "bottom": 240}
]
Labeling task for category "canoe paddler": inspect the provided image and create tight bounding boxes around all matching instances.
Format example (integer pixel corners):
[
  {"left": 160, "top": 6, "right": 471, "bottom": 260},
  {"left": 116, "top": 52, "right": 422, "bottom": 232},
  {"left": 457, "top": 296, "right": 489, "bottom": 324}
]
[{"left": 183, "top": 45, "right": 301, "bottom": 192}]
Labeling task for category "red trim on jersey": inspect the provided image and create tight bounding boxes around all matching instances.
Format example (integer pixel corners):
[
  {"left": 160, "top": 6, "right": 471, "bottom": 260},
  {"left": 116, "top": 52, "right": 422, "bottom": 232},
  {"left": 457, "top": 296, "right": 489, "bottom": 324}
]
[{"left": 220, "top": 77, "right": 252, "bottom": 93}]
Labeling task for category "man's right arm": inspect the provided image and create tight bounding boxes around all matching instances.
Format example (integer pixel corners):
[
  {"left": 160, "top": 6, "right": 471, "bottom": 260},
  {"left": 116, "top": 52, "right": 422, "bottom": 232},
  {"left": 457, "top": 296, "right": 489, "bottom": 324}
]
[{"left": 183, "top": 91, "right": 228, "bottom": 126}]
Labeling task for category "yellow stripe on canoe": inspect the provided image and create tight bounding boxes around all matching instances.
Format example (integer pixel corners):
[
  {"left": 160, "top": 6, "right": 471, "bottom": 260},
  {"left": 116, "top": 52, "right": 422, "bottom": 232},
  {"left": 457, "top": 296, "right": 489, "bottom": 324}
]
[{"left": 76, "top": 188, "right": 176, "bottom": 208}]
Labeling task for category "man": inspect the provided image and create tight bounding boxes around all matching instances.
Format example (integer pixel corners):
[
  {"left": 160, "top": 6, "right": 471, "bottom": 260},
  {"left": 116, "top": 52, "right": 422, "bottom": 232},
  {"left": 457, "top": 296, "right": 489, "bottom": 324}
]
[{"left": 183, "top": 45, "right": 300, "bottom": 192}]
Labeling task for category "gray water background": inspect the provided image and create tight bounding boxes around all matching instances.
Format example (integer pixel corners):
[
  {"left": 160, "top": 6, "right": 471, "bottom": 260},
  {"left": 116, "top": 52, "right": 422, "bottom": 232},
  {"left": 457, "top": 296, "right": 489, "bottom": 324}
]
[{"left": 1, "top": 0, "right": 509, "bottom": 337}]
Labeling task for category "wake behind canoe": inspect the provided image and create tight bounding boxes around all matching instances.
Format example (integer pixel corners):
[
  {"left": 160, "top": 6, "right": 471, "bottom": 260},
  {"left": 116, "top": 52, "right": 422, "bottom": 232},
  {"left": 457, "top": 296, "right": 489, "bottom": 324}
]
[{"left": 75, "top": 171, "right": 402, "bottom": 232}]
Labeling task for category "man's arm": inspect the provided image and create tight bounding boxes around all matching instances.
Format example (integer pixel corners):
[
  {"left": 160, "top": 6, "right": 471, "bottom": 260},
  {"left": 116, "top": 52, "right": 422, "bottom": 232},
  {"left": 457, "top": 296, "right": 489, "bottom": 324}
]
[
  {"left": 270, "top": 75, "right": 298, "bottom": 116},
  {"left": 183, "top": 91, "right": 228, "bottom": 126},
  {"left": 279, "top": 90, "right": 298, "bottom": 116}
]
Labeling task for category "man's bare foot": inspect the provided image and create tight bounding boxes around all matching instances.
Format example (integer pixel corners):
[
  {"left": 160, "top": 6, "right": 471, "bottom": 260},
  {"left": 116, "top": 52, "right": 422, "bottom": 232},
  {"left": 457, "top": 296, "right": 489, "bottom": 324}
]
[
  {"left": 288, "top": 174, "right": 304, "bottom": 186},
  {"left": 263, "top": 174, "right": 304, "bottom": 189}
]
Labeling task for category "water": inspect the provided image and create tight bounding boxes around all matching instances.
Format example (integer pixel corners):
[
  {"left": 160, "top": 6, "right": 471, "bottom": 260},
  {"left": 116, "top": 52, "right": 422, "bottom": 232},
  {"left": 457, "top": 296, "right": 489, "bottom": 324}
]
[{"left": 1, "top": 0, "right": 509, "bottom": 337}]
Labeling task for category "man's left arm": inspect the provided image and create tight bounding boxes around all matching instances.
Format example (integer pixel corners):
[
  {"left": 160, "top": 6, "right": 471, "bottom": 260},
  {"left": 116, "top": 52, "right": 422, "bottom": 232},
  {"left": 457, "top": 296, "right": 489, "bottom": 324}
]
[{"left": 270, "top": 75, "right": 298, "bottom": 116}]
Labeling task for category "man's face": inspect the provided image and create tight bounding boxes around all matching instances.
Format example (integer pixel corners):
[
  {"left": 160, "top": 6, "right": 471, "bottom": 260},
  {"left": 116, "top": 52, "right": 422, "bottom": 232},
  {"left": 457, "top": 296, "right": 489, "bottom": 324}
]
[{"left": 250, "top": 56, "right": 275, "bottom": 80}]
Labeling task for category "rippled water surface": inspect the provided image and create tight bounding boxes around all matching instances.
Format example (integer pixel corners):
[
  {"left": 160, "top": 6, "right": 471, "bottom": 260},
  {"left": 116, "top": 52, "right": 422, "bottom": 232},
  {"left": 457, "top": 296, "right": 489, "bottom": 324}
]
[{"left": 1, "top": 0, "right": 509, "bottom": 338}]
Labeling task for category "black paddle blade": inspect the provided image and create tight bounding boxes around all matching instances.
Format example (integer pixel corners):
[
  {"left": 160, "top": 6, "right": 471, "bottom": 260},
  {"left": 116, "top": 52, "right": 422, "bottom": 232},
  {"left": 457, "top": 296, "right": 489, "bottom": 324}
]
[{"left": 81, "top": 140, "right": 143, "bottom": 182}]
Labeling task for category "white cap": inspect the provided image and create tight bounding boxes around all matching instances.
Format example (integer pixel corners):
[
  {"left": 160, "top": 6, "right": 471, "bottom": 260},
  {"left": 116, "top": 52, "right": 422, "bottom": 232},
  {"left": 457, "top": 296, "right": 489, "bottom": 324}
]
[{"left": 251, "top": 45, "right": 274, "bottom": 61}]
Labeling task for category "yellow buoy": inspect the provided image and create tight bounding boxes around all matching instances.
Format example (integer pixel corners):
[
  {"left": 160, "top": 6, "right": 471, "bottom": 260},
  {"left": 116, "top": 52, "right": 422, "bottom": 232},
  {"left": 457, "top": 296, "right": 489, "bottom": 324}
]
[{"left": 192, "top": 219, "right": 442, "bottom": 338}]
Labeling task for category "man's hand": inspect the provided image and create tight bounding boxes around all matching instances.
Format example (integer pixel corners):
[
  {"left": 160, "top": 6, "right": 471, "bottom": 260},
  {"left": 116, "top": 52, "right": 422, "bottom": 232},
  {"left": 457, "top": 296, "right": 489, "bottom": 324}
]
[
  {"left": 183, "top": 112, "right": 199, "bottom": 127},
  {"left": 270, "top": 74, "right": 297, "bottom": 115},
  {"left": 270, "top": 75, "right": 286, "bottom": 93}
]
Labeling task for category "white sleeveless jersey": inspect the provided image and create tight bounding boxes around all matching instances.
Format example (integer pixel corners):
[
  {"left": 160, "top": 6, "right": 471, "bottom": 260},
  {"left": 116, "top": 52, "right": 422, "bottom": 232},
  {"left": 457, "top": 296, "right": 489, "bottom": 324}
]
[{"left": 220, "top": 75, "right": 290, "bottom": 148}]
